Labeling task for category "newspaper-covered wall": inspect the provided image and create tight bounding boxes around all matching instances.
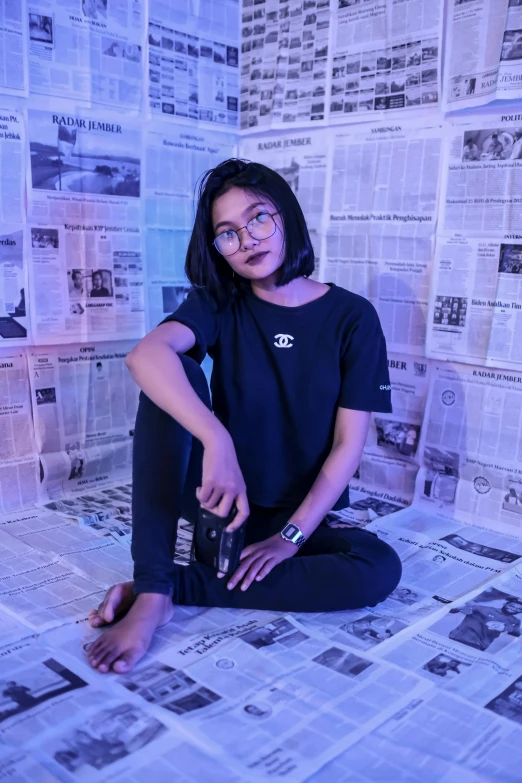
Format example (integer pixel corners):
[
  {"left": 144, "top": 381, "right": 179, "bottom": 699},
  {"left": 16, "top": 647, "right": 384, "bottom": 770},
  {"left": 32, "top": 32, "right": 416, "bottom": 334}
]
[
  {"left": 331, "top": 0, "right": 442, "bottom": 121},
  {"left": 0, "top": 349, "right": 39, "bottom": 514},
  {"left": 144, "top": 123, "right": 236, "bottom": 328},
  {"left": 324, "top": 119, "right": 442, "bottom": 355},
  {"left": 240, "top": 0, "right": 331, "bottom": 130},
  {"left": 328, "top": 353, "right": 430, "bottom": 526},
  {"left": 444, "top": 0, "right": 522, "bottom": 111},
  {"left": 28, "top": 341, "right": 139, "bottom": 500},
  {"left": 0, "top": 109, "right": 24, "bottom": 224},
  {"left": 28, "top": 0, "right": 144, "bottom": 108},
  {"left": 414, "top": 361, "right": 522, "bottom": 536},
  {"left": 148, "top": 0, "right": 240, "bottom": 127},
  {"left": 0, "top": 3, "right": 521, "bottom": 780},
  {"left": 427, "top": 112, "right": 522, "bottom": 369},
  {"left": 0, "top": 0, "right": 28, "bottom": 97}
]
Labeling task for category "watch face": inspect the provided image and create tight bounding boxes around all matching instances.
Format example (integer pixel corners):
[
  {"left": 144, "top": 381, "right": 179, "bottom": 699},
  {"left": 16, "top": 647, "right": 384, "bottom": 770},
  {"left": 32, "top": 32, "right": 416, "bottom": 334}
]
[{"left": 284, "top": 524, "right": 299, "bottom": 538}]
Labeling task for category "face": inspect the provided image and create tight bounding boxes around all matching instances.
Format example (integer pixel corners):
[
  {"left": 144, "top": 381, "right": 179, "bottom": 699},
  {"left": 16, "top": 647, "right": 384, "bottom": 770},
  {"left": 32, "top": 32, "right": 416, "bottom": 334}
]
[
  {"left": 93, "top": 273, "right": 102, "bottom": 288},
  {"left": 504, "top": 602, "right": 522, "bottom": 615},
  {"left": 212, "top": 187, "right": 285, "bottom": 283}
]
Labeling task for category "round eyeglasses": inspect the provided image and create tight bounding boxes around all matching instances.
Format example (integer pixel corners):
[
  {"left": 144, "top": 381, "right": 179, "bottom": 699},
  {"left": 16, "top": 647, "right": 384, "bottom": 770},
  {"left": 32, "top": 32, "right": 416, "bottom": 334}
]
[{"left": 213, "top": 211, "right": 280, "bottom": 257}]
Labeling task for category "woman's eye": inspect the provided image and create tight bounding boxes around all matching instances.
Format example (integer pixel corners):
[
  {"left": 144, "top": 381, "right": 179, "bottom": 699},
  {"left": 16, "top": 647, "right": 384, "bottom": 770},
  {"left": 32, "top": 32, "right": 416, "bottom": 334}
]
[
  {"left": 222, "top": 230, "right": 236, "bottom": 240},
  {"left": 254, "top": 213, "right": 270, "bottom": 223}
]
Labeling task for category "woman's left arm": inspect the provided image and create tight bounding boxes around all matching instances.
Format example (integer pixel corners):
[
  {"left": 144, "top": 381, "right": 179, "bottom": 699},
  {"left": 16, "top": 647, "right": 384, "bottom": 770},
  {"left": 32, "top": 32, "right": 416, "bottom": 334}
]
[{"left": 223, "top": 408, "right": 370, "bottom": 591}]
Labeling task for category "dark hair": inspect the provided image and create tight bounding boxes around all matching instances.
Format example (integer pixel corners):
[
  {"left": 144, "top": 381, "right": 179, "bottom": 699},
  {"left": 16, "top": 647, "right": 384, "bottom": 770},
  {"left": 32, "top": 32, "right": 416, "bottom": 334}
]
[
  {"left": 185, "top": 158, "right": 315, "bottom": 306},
  {"left": 93, "top": 270, "right": 103, "bottom": 280}
]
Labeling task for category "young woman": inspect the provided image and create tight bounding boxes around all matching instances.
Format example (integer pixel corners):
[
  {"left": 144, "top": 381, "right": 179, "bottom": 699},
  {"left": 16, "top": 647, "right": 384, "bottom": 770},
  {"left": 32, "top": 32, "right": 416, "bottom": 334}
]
[{"left": 87, "top": 159, "right": 402, "bottom": 673}]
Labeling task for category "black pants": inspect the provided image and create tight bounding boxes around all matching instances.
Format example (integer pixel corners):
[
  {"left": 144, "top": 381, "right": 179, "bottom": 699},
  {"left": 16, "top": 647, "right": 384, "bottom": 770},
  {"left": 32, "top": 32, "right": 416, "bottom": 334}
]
[{"left": 131, "top": 354, "right": 402, "bottom": 612}]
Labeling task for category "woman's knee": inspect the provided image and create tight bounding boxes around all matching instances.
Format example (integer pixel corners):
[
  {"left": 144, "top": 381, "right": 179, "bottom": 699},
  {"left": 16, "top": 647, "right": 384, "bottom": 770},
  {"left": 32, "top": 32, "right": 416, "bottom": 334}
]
[{"left": 136, "top": 353, "right": 211, "bottom": 419}]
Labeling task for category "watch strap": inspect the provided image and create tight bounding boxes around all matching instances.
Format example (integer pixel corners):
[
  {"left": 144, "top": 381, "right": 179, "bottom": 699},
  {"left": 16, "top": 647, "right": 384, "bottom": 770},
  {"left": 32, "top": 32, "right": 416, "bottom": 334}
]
[{"left": 280, "top": 523, "right": 306, "bottom": 549}]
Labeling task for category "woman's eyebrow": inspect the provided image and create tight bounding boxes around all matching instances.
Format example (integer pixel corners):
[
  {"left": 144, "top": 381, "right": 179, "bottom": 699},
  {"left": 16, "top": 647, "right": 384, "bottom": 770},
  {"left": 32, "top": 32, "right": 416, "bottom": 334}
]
[{"left": 214, "top": 201, "right": 270, "bottom": 233}]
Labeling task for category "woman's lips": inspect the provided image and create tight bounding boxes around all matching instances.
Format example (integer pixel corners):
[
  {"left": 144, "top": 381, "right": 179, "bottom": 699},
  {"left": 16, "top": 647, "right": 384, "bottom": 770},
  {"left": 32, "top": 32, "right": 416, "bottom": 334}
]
[{"left": 245, "top": 251, "right": 269, "bottom": 263}]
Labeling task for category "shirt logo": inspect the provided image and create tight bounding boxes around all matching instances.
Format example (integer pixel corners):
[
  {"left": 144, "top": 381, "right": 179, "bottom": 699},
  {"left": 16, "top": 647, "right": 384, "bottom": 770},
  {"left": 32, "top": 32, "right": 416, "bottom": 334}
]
[{"left": 274, "top": 333, "right": 294, "bottom": 348}]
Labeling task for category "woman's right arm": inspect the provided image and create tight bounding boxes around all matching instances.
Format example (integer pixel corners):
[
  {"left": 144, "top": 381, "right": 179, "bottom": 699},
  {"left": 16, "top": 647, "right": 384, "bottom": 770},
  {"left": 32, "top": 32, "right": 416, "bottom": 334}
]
[{"left": 125, "top": 322, "right": 249, "bottom": 525}]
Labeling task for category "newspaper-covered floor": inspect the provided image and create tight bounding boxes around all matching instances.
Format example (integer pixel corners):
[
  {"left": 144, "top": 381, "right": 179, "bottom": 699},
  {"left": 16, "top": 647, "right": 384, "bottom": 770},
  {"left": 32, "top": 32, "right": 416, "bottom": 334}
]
[{"left": 0, "top": 482, "right": 517, "bottom": 782}]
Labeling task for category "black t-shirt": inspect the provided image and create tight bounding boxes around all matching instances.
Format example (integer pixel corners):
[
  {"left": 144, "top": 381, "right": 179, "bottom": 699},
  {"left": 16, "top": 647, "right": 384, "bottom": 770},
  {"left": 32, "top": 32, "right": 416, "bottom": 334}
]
[{"left": 164, "top": 283, "right": 392, "bottom": 510}]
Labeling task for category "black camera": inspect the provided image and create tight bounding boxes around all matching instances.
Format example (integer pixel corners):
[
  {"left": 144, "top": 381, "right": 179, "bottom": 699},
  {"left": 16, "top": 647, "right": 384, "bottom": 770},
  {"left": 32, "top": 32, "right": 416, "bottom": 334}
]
[{"left": 192, "top": 504, "right": 245, "bottom": 574}]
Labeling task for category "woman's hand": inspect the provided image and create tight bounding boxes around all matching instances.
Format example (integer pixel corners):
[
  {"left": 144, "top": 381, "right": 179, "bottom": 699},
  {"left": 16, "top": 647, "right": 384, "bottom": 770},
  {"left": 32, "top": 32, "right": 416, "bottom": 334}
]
[
  {"left": 219, "top": 534, "right": 298, "bottom": 591},
  {"left": 197, "top": 432, "right": 249, "bottom": 529}
]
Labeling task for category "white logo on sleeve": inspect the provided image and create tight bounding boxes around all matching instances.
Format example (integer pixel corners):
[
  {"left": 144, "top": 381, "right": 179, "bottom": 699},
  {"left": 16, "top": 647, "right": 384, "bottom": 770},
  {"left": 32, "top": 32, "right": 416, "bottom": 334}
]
[{"left": 274, "top": 333, "right": 294, "bottom": 348}]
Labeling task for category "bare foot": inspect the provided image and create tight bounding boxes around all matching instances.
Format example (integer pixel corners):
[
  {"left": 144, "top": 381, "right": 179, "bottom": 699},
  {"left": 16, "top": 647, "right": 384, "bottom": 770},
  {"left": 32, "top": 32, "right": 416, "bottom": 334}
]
[
  {"left": 88, "top": 581, "right": 136, "bottom": 627},
  {"left": 87, "top": 586, "right": 174, "bottom": 674}
]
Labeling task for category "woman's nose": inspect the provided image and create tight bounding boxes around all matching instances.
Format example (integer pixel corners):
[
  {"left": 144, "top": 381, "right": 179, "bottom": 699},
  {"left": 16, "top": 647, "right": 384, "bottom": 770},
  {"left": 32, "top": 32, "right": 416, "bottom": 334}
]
[{"left": 238, "top": 226, "right": 259, "bottom": 251}]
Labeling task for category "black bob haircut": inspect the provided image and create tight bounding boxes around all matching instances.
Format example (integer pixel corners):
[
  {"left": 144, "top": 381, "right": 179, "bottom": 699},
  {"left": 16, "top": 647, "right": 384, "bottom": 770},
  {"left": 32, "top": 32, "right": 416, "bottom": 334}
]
[{"left": 185, "top": 158, "right": 315, "bottom": 307}]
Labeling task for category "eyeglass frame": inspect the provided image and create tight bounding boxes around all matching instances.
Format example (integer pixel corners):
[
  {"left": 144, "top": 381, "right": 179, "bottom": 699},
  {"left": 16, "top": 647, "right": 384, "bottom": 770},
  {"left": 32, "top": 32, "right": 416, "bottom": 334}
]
[{"left": 213, "top": 210, "right": 281, "bottom": 257}]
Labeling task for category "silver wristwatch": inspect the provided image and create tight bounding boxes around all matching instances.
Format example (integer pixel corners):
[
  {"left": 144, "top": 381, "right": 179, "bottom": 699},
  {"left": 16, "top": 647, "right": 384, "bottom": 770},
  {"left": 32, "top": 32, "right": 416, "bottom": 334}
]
[{"left": 280, "top": 523, "right": 307, "bottom": 549}]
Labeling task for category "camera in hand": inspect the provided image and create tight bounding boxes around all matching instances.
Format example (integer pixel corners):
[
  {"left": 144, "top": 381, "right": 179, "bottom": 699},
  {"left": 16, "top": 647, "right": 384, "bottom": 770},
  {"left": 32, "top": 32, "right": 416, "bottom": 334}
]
[{"left": 193, "top": 504, "right": 245, "bottom": 574}]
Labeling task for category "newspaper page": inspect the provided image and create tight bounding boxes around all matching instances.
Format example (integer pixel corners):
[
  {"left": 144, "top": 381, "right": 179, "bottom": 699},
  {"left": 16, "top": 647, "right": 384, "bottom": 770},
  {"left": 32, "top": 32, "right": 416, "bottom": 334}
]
[
  {"left": 331, "top": 0, "right": 441, "bottom": 121},
  {"left": 0, "top": 226, "right": 29, "bottom": 345},
  {"left": 118, "top": 615, "right": 430, "bottom": 781},
  {"left": 310, "top": 732, "right": 492, "bottom": 783},
  {"left": 0, "top": 549, "right": 106, "bottom": 631},
  {"left": 377, "top": 568, "right": 522, "bottom": 781},
  {"left": 144, "top": 124, "right": 235, "bottom": 328},
  {"left": 28, "top": 0, "right": 143, "bottom": 108},
  {"left": 27, "top": 107, "right": 141, "bottom": 224},
  {"left": 0, "top": 349, "right": 40, "bottom": 514},
  {"left": 240, "top": 0, "right": 331, "bottom": 130},
  {"left": 0, "top": 0, "right": 28, "bottom": 96},
  {"left": 377, "top": 685, "right": 522, "bottom": 782},
  {"left": 28, "top": 341, "right": 139, "bottom": 501},
  {"left": 413, "top": 360, "right": 522, "bottom": 536},
  {"left": 427, "top": 113, "right": 522, "bottom": 368},
  {"left": 327, "top": 354, "right": 430, "bottom": 526},
  {"left": 40, "top": 483, "right": 134, "bottom": 546},
  {"left": 148, "top": 0, "right": 239, "bottom": 127},
  {"left": 0, "top": 641, "right": 242, "bottom": 783},
  {"left": 0, "top": 749, "right": 61, "bottom": 783},
  {"left": 444, "top": 0, "right": 522, "bottom": 110},
  {"left": 0, "top": 108, "right": 24, "bottom": 224},
  {"left": 0, "top": 505, "right": 133, "bottom": 586},
  {"left": 382, "top": 566, "right": 522, "bottom": 710},
  {"left": 28, "top": 222, "right": 145, "bottom": 343},
  {"left": 45, "top": 606, "right": 280, "bottom": 676},
  {"left": 239, "top": 128, "right": 328, "bottom": 237},
  {"left": 324, "top": 120, "right": 442, "bottom": 355}
]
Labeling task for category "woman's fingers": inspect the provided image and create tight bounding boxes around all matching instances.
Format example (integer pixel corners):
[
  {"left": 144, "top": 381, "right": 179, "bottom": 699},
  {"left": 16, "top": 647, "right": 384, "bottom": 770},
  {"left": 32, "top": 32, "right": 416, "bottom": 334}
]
[
  {"left": 255, "top": 561, "right": 275, "bottom": 581},
  {"left": 226, "top": 492, "right": 250, "bottom": 532},
  {"left": 227, "top": 553, "right": 263, "bottom": 590},
  {"left": 239, "top": 557, "right": 272, "bottom": 591}
]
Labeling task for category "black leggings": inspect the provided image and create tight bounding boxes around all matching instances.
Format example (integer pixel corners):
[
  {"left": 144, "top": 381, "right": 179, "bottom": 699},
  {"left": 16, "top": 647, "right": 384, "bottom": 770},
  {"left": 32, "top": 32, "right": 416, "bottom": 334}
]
[{"left": 130, "top": 354, "right": 402, "bottom": 612}]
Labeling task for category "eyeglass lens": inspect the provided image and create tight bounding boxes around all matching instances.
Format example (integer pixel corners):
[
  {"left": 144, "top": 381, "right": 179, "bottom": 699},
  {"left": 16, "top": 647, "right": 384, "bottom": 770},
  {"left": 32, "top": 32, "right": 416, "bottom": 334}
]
[{"left": 215, "top": 213, "right": 277, "bottom": 256}]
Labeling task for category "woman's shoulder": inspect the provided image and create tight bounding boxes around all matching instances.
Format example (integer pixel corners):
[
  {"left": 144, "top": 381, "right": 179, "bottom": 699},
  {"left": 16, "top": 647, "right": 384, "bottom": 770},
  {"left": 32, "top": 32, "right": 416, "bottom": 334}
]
[{"left": 330, "top": 284, "right": 379, "bottom": 324}]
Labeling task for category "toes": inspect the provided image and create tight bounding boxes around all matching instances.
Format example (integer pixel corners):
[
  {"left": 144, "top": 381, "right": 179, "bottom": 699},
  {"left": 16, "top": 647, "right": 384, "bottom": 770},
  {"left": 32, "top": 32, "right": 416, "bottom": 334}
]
[
  {"left": 93, "top": 642, "right": 123, "bottom": 672},
  {"left": 112, "top": 648, "right": 143, "bottom": 673}
]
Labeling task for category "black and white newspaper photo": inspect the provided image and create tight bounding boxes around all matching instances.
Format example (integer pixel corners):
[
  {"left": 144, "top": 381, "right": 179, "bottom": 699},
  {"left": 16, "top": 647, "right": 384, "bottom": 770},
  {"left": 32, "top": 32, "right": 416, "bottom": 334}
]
[{"left": 27, "top": 107, "right": 141, "bottom": 224}]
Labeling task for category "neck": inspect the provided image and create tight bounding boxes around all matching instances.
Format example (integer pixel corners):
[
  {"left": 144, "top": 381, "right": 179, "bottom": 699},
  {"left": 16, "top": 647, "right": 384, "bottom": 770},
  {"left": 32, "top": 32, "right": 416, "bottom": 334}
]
[{"left": 250, "top": 276, "right": 328, "bottom": 307}]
